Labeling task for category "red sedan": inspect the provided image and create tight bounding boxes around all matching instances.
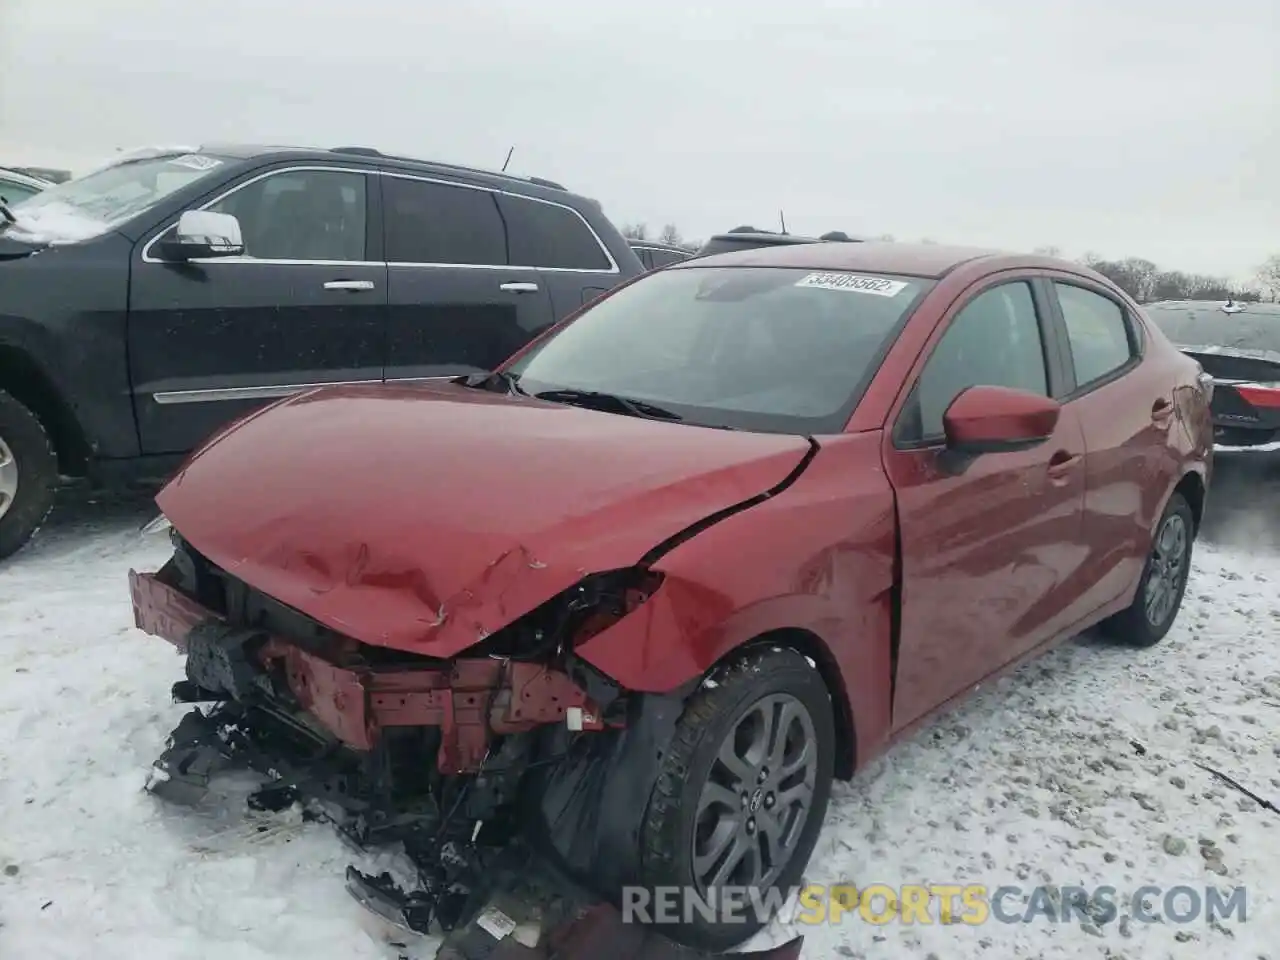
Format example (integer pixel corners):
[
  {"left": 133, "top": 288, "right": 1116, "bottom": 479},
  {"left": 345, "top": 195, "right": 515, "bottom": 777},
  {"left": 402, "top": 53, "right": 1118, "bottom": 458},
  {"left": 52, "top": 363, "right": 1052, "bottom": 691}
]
[{"left": 130, "top": 241, "right": 1212, "bottom": 952}]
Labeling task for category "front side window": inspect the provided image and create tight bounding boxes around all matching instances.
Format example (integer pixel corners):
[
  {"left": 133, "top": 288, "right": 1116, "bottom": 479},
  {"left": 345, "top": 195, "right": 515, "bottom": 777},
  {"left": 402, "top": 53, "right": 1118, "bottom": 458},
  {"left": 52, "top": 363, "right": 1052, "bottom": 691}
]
[
  {"left": 383, "top": 177, "right": 507, "bottom": 265},
  {"left": 208, "top": 169, "right": 367, "bottom": 261},
  {"left": 1054, "top": 283, "right": 1134, "bottom": 388},
  {"left": 897, "top": 281, "right": 1049, "bottom": 444},
  {"left": 504, "top": 266, "right": 931, "bottom": 434},
  {"left": 7, "top": 153, "right": 231, "bottom": 242},
  {"left": 497, "top": 193, "right": 611, "bottom": 270}
]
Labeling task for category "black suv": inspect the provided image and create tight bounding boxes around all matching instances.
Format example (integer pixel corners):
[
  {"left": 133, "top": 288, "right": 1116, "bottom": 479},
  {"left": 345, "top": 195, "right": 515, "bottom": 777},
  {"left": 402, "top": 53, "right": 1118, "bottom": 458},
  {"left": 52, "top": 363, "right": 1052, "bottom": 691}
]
[{"left": 0, "top": 144, "right": 643, "bottom": 559}]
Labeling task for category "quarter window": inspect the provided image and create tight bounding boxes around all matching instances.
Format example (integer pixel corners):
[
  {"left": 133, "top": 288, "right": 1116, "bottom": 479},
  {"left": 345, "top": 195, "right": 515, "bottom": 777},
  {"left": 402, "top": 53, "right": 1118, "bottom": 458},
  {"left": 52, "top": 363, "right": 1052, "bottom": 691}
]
[
  {"left": 497, "top": 193, "right": 611, "bottom": 270},
  {"left": 383, "top": 177, "right": 507, "bottom": 266},
  {"left": 1054, "top": 283, "right": 1134, "bottom": 387},
  {"left": 898, "top": 281, "right": 1049, "bottom": 443},
  {"left": 208, "top": 169, "right": 367, "bottom": 262}
]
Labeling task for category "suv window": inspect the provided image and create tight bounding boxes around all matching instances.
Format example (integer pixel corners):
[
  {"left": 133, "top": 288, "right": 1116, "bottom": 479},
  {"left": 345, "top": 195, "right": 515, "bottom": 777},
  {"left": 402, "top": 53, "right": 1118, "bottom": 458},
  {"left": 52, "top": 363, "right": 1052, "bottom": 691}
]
[
  {"left": 651, "top": 248, "right": 688, "bottom": 268},
  {"left": 497, "top": 193, "right": 611, "bottom": 270},
  {"left": 1054, "top": 283, "right": 1134, "bottom": 387},
  {"left": 383, "top": 176, "right": 506, "bottom": 266},
  {"left": 898, "top": 281, "right": 1048, "bottom": 444},
  {"left": 210, "top": 169, "right": 367, "bottom": 262}
]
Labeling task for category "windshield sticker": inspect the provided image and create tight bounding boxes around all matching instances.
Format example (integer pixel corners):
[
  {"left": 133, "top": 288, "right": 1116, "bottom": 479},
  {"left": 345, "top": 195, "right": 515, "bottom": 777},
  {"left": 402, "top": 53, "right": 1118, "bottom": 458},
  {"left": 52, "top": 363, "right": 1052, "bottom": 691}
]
[
  {"left": 167, "top": 154, "right": 223, "bottom": 172},
  {"left": 795, "top": 272, "right": 908, "bottom": 297}
]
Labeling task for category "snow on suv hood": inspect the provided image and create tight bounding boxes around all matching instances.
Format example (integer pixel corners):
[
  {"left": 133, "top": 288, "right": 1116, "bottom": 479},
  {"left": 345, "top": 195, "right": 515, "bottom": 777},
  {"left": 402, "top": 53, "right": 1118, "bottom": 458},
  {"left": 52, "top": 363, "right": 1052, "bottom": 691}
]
[{"left": 157, "top": 382, "right": 813, "bottom": 656}]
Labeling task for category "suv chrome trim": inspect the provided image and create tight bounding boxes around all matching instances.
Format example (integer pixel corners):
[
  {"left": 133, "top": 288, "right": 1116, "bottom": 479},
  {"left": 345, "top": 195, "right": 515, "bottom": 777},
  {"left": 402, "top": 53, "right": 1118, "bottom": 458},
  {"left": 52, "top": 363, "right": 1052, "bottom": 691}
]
[
  {"left": 152, "top": 379, "right": 379, "bottom": 405},
  {"left": 141, "top": 165, "right": 620, "bottom": 274}
]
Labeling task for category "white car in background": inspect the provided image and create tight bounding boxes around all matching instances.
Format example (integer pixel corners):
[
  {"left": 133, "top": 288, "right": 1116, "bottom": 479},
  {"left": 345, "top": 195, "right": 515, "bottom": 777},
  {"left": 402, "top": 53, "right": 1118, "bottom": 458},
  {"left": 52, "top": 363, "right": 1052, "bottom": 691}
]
[{"left": 0, "top": 168, "right": 53, "bottom": 206}]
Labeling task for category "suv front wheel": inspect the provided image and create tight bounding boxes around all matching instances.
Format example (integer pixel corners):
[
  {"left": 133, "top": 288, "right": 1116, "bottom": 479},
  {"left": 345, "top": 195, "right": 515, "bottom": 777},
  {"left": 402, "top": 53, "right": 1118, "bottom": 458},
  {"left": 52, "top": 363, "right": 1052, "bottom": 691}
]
[{"left": 0, "top": 390, "right": 58, "bottom": 561}]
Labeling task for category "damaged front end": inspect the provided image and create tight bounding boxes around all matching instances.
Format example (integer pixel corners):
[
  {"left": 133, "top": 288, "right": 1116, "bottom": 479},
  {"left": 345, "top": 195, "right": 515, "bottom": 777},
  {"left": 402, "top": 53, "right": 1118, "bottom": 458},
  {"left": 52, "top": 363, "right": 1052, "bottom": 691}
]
[{"left": 131, "top": 533, "right": 801, "bottom": 958}]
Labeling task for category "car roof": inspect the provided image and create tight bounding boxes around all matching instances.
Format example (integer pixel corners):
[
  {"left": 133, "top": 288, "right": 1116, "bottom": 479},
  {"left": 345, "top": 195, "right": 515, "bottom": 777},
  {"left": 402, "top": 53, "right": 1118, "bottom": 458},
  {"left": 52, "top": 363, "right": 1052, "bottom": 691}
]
[
  {"left": 628, "top": 239, "right": 692, "bottom": 252},
  {"left": 0, "top": 167, "right": 53, "bottom": 189},
  {"left": 675, "top": 239, "right": 1009, "bottom": 279},
  {"left": 183, "top": 143, "right": 576, "bottom": 197},
  {"left": 1146, "top": 299, "right": 1280, "bottom": 317}
]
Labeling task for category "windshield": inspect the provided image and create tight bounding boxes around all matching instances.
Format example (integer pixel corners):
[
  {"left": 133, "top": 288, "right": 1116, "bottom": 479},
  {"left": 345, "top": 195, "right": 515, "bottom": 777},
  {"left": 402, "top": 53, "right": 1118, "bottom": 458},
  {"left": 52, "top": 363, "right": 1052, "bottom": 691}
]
[
  {"left": 504, "top": 265, "right": 931, "bottom": 434},
  {"left": 1146, "top": 303, "right": 1280, "bottom": 357},
  {"left": 3, "top": 152, "right": 230, "bottom": 243}
]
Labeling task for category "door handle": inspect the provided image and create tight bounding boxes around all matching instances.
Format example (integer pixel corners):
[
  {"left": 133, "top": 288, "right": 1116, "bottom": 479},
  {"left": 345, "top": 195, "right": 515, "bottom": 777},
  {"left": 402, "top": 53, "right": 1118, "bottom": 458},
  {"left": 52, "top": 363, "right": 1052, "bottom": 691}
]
[
  {"left": 323, "top": 280, "right": 375, "bottom": 291},
  {"left": 499, "top": 281, "right": 539, "bottom": 293},
  {"left": 1047, "top": 451, "right": 1081, "bottom": 480},
  {"left": 1151, "top": 398, "right": 1174, "bottom": 423}
]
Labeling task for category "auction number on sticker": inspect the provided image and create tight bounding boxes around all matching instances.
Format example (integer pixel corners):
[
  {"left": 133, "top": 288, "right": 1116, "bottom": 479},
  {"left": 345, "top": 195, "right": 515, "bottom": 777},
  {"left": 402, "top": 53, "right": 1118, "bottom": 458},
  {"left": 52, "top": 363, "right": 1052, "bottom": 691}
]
[{"left": 795, "top": 273, "right": 908, "bottom": 297}]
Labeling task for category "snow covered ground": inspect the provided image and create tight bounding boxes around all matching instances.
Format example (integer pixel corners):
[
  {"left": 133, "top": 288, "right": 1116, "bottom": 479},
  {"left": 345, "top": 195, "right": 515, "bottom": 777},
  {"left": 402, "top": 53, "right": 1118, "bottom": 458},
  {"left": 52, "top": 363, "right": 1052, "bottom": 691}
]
[{"left": 2, "top": 448, "right": 1278, "bottom": 960}]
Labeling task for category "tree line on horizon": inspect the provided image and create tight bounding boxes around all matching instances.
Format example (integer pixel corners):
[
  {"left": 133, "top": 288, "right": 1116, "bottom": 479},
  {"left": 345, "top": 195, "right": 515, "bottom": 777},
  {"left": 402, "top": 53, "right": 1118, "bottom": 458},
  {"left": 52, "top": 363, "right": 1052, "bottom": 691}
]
[{"left": 621, "top": 223, "right": 1280, "bottom": 304}]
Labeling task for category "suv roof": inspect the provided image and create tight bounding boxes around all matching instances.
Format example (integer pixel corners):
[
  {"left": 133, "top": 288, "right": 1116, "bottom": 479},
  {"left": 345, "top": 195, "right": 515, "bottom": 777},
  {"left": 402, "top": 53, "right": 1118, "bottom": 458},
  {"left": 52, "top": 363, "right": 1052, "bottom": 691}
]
[
  {"left": 693, "top": 226, "right": 863, "bottom": 258},
  {"left": 164, "top": 143, "right": 580, "bottom": 199}
]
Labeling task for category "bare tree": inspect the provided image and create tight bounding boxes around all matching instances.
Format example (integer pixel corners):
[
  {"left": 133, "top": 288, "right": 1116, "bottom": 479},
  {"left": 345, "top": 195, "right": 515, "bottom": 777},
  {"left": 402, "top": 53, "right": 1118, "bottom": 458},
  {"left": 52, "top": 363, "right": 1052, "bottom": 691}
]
[
  {"left": 875, "top": 233, "right": 896, "bottom": 242},
  {"left": 621, "top": 223, "right": 649, "bottom": 241},
  {"left": 1256, "top": 254, "right": 1280, "bottom": 302},
  {"left": 658, "top": 224, "right": 683, "bottom": 246},
  {"left": 1032, "top": 245, "right": 1062, "bottom": 257}
]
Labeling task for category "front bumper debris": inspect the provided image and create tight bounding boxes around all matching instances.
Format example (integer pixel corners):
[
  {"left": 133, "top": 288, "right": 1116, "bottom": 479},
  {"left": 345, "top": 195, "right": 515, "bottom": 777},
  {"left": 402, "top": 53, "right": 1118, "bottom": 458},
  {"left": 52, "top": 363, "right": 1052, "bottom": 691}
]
[{"left": 130, "top": 565, "right": 805, "bottom": 957}]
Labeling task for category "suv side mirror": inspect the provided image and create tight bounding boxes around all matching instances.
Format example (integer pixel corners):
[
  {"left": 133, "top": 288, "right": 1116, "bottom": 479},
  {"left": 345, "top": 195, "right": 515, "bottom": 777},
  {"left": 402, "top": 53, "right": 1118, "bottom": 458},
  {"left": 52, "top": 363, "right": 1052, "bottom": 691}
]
[
  {"left": 157, "top": 210, "right": 245, "bottom": 261},
  {"left": 942, "top": 384, "right": 1060, "bottom": 456}
]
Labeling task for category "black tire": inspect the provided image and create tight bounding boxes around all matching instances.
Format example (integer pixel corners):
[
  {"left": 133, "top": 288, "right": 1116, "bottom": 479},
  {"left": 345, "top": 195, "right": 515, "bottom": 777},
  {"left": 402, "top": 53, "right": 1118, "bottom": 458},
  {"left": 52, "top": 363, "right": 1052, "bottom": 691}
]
[
  {"left": 637, "top": 646, "right": 835, "bottom": 951},
  {"left": 0, "top": 390, "right": 58, "bottom": 562},
  {"left": 1099, "top": 491, "right": 1195, "bottom": 648}
]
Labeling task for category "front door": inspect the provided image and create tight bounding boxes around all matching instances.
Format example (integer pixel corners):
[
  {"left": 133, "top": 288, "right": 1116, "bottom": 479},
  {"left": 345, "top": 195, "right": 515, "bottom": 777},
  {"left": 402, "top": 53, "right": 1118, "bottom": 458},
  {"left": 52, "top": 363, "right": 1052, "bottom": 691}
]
[
  {"left": 884, "top": 277, "right": 1088, "bottom": 730},
  {"left": 379, "top": 174, "right": 557, "bottom": 382},
  {"left": 128, "top": 165, "right": 387, "bottom": 454}
]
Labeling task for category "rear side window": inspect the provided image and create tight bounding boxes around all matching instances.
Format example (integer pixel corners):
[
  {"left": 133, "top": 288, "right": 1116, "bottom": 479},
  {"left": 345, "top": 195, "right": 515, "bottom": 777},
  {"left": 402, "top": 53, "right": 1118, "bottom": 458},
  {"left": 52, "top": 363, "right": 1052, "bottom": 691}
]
[
  {"left": 497, "top": 194, "right": 611, "bottom": 271},
  {"left": 898, "top": 281, "right": 1048, "bottom": 444},
  {"left": 1054, "top": 283, "right": 1135, "bottom": 388},
  {"left": 383, "top": 177, "right": 507, "bottom": 266},
  {"left": 651, "top": 249, "right": 690, "bottom": 268}
]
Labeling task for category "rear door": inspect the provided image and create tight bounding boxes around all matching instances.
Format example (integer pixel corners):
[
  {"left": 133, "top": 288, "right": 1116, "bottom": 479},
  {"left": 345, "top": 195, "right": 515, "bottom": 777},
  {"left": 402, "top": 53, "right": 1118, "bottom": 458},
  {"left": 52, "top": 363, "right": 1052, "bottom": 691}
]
[
  {"left": 1044, "top": 279, "right": 1183, "bottom": 609},
  {"left": 381, "top": 174, "right": 556, "bottom": 382},
  {"left": 884, "top": 276, "right": 1088, "bottom": 729},
  {"left": 129, "top": 164, "right": 386, "bottom": 454},
  {"left": 493, "top": 191, "right": 624, "bottom": 319}
]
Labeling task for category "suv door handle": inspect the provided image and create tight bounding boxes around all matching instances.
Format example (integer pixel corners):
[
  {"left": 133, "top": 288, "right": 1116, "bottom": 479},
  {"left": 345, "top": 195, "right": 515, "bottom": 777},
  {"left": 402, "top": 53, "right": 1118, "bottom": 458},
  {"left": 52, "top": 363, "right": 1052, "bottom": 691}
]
[
  {"left": 1151, "top": 398, "right": 1174, "bottom": 423},
  {"left": 499, "top": 281, "right": 539, "bottom": 293},
  {"left": 323, "top": 280, "right": 375, "bottom": 291}
]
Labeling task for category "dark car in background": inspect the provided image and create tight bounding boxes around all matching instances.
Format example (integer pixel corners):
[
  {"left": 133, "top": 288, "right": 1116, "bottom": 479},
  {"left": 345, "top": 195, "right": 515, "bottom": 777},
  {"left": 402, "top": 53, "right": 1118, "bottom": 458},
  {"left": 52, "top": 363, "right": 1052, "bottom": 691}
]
[
  {"left": 693, "top": 226, "right": 862, "bottom": 258},
  {"left": 0, "top": 144, "right": 643, "bottom": 560},
  {"left": 1144, "top": 300, "right": 1280, "bottom": 447},
  {"left": 628, "top": 239, "right": 694, "bottom": 270}
]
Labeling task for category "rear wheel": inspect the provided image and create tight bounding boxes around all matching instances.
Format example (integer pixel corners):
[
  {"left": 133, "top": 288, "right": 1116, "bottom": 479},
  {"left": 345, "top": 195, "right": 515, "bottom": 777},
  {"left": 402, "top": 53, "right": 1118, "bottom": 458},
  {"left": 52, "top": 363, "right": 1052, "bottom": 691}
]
[
  {"left": 1100, "top": 492, "right": 1194, "bottom": 647},
  {"left": 0, "top": 390, "right": 58, "bottom": 561},
  {"left": 637, "top": 647, "right": 835, "bottom": 951}
]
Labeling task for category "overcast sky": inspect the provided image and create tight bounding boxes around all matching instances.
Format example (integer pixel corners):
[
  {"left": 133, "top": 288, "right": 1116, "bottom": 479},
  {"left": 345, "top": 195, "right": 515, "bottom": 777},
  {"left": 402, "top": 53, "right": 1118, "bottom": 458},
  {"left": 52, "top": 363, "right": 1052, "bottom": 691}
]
[{"left": 1, "top": 0, "right": 1275, "bottom": 280}]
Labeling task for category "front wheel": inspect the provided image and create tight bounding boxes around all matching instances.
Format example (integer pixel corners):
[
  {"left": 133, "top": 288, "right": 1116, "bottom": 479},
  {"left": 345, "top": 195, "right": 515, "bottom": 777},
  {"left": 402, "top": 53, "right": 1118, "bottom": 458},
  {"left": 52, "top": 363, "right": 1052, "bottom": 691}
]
[
  {"left": 0, "top": 390, "right": 58, "bottom": 562},
  {"left": 636, "top": 646, "right": 835, "bottom": 952},
  {"left": 1100, "top": 491, "right": 1195, "bottom": 647}
]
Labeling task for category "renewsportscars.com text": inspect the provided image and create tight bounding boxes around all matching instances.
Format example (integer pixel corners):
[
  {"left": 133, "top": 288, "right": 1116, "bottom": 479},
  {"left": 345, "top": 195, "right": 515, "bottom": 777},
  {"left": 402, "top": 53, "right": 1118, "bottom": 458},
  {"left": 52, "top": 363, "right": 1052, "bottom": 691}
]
[{"left": 621, "top": 883, "right": 1247, "bottom": 927}]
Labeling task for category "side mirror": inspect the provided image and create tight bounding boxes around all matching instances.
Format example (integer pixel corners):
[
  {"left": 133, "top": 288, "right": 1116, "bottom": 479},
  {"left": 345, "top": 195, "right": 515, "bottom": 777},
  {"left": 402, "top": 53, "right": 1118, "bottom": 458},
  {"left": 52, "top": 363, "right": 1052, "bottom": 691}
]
[
  {"left": 156, "top": 210, "right": 244, "bottom": 261},
  {"left": 942, "top": 384, "right": 1060, "bottom": 456}
]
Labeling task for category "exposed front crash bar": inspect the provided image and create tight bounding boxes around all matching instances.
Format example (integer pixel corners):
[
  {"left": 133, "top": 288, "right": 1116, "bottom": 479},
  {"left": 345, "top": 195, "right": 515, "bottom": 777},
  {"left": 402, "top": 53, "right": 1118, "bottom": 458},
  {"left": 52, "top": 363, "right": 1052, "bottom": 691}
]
[{"left": 129, "top": 570, "right": 608, "bottom": 773}]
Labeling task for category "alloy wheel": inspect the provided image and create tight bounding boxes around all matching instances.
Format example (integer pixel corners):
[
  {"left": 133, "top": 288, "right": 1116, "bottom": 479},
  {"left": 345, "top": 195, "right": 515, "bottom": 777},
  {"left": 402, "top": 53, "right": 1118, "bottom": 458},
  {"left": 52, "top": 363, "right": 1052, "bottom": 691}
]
[
  {"left": 1144, "top": 513, "right": 1188, "bottom": 627},
  {"left": 0, "top": 434, "right": 18, "bottom": 521},
  {"left": 691, "top": 693, "right": 819, "bottom": 893}
]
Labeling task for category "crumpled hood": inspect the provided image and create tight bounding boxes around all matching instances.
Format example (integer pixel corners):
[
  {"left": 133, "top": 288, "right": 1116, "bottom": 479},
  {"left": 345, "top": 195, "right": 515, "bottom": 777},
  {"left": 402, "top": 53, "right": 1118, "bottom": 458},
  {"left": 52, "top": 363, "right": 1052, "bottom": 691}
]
[{"left": 158, "top": 382, "right": 813, "bottom": 656}]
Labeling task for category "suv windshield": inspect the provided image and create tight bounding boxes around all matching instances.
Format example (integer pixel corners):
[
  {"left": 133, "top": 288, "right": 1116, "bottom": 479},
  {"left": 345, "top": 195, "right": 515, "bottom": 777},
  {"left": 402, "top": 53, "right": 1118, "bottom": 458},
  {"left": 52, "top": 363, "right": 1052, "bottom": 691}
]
[
  {"left": 1146, "top": 303, "right": 1280, "bottom": 358},
  {"left": 3, "top": 152, "right": 231, "bottom": 243},
  {"left": 504, "top": 265, "right": 931, "bottom": 434}
]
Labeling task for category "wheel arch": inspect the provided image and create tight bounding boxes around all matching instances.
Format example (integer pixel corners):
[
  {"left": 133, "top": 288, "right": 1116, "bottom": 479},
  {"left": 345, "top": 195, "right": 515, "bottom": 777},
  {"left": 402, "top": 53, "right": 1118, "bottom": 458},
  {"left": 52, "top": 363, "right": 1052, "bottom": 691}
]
[
  {"left": 1172, "top": 469, "right": 1206, "bottom": 535},
  {"left": 0, "top": 341, "right": 91, "bottom": 476},
  {"left": 710, "top": 627, "right": 857, "bottom": 781}
]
